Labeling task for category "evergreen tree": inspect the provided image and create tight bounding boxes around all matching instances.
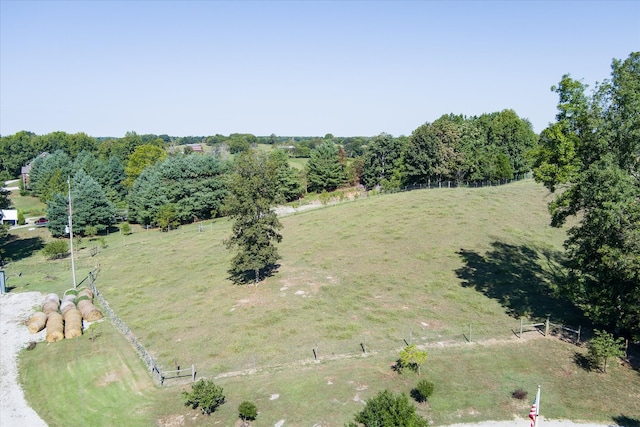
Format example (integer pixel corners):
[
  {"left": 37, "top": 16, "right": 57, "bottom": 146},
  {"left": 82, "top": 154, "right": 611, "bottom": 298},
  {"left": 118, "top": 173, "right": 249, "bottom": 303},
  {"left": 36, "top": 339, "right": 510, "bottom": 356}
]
[
  {"left": 306, "top": 142, "right": 345, "bottom": 192},
  {"left": 225, "top": 150, "right": 282, "bottom": 285},
  {"left": 68, "top": 169, "right": 116, "bottom": 236}
]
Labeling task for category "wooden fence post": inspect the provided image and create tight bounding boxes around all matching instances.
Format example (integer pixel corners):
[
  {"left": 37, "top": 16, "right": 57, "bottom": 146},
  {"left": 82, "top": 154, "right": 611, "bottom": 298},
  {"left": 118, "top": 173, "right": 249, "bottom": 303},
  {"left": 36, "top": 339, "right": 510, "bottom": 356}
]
[
  {"left": 545, "top": 318, "right": 550, "bottom": 337},
  {"left": 191, "top": 364, "right": 196, "bottom": 382},
  {"left": 520, "top": 318, "right": 523, "bottom": 338},
  {"left": 577, "top": 325, "right": 581, "bottom": 343}
]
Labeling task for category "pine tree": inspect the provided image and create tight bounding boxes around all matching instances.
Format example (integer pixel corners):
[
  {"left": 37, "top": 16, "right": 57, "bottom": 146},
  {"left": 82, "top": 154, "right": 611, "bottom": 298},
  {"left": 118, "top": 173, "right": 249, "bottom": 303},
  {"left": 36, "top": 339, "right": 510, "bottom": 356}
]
[{"left": 225, "top": 150, "right": 282, "bottom": 285}]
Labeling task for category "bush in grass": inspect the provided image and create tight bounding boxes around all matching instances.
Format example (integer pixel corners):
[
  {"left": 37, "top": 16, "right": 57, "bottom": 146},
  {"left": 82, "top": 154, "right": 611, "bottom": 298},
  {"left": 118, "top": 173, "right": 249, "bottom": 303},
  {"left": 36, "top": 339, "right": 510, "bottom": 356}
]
[
  {"left": 85, "top": 225, "right": 98, "bottom": 237},
  {"left": 411, "top": 379, "right": 435, "bottom": 403},
  {"left": 396, "top": 344, "right": 428, "bottom": 376},
  {"left": 238, "top": 401, "right": 258, "bottom": 422},
  {"left": 587, "top": 330, "right": 625, "bottom": 373},
  {"left": 17, "top": 210, "right": 25, "bottom": 225},
  {"left": 41, "top": 240, "right": 69, "bottom": 260},
  {"left": 120, "top": 222, "right": 131, "bottom": 235},
  {"left": 512, "top": 388, "right": 528, "bottom": 400},
  {"left": 346, "top": 389, "right": 428, "bottom": 427},
  {"left": 182, "top": 379, "right": 225, "bottom": 415}
]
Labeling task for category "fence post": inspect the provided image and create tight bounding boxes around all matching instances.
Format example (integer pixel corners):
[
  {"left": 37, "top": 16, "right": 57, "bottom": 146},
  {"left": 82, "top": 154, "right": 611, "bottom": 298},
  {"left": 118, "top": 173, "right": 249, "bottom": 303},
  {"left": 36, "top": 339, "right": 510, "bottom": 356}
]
[
  {"left": 192, "top": 364, "right": 196, "bottom": 382},
  {"left": 577, "top": 325, "right": 581, "bottom": 343},
  {"left": 545, "top": 318, "right": 550, "bottom": 337},
  {"left": 520, "top": 318, "right": 523, "bottom": 338},
  {"left": 469, "top": 323, "right": 472, "bottom": 342}
]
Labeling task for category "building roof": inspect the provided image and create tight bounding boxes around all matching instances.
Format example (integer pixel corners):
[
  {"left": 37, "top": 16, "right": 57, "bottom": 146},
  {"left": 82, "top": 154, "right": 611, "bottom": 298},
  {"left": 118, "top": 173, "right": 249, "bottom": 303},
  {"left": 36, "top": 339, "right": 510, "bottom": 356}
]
[{"left": 0, "top": 209, "right": 18, "bottom": 221}]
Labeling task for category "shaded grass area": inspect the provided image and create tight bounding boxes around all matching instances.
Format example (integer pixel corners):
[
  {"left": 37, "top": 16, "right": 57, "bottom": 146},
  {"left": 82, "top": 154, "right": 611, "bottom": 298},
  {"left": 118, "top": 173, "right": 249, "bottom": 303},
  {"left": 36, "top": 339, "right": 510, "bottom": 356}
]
[
  {"left": 19, "top": 321, "right": 164, "bottom": 427},
  {"left": 8, "top": 191, "right": 47, "bottom": 217},
  {"left": 10, "top": 179, "right": 640, "bottom": 425}
]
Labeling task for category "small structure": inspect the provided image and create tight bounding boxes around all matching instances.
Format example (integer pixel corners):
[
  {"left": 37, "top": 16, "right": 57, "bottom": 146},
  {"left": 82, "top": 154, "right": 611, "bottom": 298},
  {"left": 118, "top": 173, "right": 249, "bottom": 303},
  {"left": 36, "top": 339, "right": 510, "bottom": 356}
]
[
  {"left": 185, "top": 144, "right": 203, "bottom": 153},
  {"left": 0, "top": 209, "right": 18, "bottom": 226}
]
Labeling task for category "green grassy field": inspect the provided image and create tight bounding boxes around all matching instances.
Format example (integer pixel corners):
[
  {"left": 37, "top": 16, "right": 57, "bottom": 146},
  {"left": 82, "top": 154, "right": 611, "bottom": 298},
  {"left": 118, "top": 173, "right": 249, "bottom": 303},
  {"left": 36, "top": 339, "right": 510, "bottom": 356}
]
[{"left": 8, "top": 179, "right": 640, "bottom": 426}]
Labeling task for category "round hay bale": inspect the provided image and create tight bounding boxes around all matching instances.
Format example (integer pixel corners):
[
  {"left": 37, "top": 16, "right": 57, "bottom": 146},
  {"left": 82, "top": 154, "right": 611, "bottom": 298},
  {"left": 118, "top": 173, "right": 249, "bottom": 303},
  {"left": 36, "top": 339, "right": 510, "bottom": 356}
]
[
  {"left": 77, "top": 288, "right": 93, "bottom": 300},
  {"left": 60, "top": 300, "right": 75, "bottom": 315},
  {"left": 62, "top": 294, "right": 76, "bottom": 303},
  {"left": 64, "top": 309, "right": 83, "bottom": 338},
  {"left": 44, "top": 293, "right": 60, "bottom": 305},
  {"left": 42, "top": 300, "right": 60, "bottom": 315},
  {"left": 76, "top": 295, "right": 90, "bottom": 304},
  {"left": 28, "top": 312, "right": 47, "bottom": 334},
  {"left": 77, "top": 300, "right": 103, "bottom": 322},
  {"left": 46, "top": 312, "right": 64, "bottom": 343},
  {"left": 62, "top": 307, "right": 81, "bottom": 321}
]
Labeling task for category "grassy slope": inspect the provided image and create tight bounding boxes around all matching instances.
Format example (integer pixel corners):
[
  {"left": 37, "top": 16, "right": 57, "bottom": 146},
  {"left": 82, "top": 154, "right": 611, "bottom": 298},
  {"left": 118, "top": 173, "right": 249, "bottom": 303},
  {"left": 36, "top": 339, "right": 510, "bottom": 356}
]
[{"left": 10, "top": 179, "right": 640, "bottom": 426}]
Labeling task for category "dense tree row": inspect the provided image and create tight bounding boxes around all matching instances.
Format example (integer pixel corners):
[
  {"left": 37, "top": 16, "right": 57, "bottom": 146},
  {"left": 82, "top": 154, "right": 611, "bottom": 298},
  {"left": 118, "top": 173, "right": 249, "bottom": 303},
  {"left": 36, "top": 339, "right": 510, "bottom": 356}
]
[{"left": 533, "top": 52, "right": 640, "bottom": 340}]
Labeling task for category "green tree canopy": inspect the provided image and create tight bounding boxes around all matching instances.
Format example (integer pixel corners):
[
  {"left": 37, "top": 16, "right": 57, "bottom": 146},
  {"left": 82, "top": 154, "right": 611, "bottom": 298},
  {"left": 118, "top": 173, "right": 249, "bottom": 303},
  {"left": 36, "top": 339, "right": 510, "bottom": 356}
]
[
  {"left": 124, "top": 144, "right": 167, "bottom": 188},
  {"left": 533, "top": 52, "right": 640, "bottom": 340},
  {"left": 306, "top": 142, "right": 345, "bottom": 192},
  {"left": 225, "top": 150, "right": 283, "bottom": 285},
  {"left": 46, "top": 170, "right": 116, "bottom": 237},
  {"left": 361, "top": 133, "right": 406, "bottom": 190}
]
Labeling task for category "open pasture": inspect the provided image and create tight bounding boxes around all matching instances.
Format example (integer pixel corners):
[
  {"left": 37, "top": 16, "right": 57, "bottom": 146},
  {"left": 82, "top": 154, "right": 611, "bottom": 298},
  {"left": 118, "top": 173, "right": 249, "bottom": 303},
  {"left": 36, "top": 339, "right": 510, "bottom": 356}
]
[{"left": 11, "top": 179, "right": 640, "bottom": 426}]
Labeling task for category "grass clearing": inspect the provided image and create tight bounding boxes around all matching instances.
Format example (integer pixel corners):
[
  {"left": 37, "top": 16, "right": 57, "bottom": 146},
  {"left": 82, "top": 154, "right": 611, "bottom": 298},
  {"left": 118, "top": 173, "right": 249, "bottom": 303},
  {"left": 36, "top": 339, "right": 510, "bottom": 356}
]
[{"left": 7, "top": 179, "right": 640, "bottom": 426}]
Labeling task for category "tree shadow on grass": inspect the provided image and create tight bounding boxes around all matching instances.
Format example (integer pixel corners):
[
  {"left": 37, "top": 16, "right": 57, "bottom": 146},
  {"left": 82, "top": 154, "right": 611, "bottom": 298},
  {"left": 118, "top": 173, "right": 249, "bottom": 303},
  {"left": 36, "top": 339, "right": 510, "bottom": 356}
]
[
  {"left": 0, "top": 235, "right": 44, "bottom": 263},
  {"left": 456, "top": 241, "right": 586, "bottom": 324},
  {"left": 613, "top": 416, "right": 640, "bottom": 427}
]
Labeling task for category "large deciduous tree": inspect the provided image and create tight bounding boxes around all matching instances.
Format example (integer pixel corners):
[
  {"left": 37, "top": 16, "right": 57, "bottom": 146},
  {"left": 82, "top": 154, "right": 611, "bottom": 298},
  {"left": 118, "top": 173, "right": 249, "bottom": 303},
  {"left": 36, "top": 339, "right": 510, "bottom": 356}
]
[
  {"left": 124, "top": 144, "right": 167, "bottom": 188},
  {"left": 225, "top": 150, "right": 282, "bottom": 285},
  {"left": 361, "top": 133, "right": 405, "bottom": 190},
  {"left": 533, "top": 52, "right": 640, "bottom": 340}
]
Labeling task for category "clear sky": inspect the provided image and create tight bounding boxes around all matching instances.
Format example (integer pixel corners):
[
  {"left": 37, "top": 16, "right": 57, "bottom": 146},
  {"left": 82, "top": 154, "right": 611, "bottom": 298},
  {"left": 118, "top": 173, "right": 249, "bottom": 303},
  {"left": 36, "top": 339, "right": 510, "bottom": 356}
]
[{"left": 1, "top": 1, "right": 638, "bottom": 138}]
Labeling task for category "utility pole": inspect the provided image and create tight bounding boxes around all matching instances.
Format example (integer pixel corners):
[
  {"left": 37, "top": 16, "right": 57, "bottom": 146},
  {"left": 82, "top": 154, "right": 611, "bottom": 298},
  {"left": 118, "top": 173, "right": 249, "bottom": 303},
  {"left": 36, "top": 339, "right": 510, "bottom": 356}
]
[{"left": 67, "top": 178, "right": 77, "bottom": 289}]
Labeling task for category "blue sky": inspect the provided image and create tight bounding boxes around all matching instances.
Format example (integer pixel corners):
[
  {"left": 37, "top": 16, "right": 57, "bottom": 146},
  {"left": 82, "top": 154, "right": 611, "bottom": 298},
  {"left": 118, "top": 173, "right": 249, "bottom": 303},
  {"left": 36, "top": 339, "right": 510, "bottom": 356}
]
[{"left": 1, "top": 1, "right": 638, "bottom": 138}]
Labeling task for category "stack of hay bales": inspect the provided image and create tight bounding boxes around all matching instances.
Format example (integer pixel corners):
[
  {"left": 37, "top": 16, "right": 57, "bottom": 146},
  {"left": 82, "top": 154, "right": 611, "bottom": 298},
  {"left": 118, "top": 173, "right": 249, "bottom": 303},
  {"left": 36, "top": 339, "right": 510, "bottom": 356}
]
[
  {"left": 46, "top": 312, "right": 64, "bottom": 343},
  {"left": 42, "top": 293, "right": 60, "bottom": 316},
  {"left": 29, "top": 289, "right": 103, "bottom": 343},
  {"left": 63, "top": 307, "right": 83, "bottom": 338},
  {"left": 76, "top": 288, "right": 103, "bottom": 322},
  {"left": 60, "top": 290, "right": 77, "bottom": 316},
  {"left": 28, "top": 312, "right": 47, "bottom": 333}
]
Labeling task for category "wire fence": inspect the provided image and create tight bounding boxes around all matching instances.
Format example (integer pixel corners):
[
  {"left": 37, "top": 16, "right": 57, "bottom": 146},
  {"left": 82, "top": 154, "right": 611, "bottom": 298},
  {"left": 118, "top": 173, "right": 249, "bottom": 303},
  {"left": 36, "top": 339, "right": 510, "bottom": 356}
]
[
  {"left": 80, "top": 265, "right": 588, "bottom": 384},
  {"left": 85, "top": 268, "right": 164, "bottom": 385}
]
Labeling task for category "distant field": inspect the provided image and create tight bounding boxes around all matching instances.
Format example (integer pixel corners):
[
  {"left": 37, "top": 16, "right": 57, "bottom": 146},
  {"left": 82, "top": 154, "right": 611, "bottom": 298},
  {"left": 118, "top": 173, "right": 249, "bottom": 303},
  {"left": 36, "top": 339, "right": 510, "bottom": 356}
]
[{"left": 9, "top": 179, "right": 640, "bottom": 426}]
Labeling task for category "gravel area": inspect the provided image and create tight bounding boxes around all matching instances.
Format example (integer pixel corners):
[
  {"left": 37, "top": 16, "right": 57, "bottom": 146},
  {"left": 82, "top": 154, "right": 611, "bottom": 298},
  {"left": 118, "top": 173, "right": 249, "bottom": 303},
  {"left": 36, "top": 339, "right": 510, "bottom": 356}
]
[{"left": 0, "top": 291, "right": 48, "bottom": 427}]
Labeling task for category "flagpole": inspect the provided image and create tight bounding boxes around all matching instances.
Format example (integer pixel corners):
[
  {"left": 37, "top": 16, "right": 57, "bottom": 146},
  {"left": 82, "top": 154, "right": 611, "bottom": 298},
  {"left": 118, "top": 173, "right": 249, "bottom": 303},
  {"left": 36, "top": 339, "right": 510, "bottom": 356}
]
[{"left": 534, "top": 385, "right": 541, "bottom": 427}]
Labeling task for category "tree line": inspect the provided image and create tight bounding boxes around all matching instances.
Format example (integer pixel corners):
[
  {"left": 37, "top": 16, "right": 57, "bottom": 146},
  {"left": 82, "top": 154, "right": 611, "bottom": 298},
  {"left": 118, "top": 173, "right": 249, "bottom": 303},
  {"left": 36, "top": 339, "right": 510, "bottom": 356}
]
[{"left": 2, "top": 52, "right": 637, "bottom": 340}]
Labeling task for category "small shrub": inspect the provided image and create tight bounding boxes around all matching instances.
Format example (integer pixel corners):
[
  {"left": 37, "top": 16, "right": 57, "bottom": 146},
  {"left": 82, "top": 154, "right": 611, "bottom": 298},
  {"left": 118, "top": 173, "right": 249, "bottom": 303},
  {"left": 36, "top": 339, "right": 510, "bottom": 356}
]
[
  {"left": 17, "top": 210, "right": 25, "bottom": 225},
  {"left": 182, "top": 379, "right": 225, "bottom": 415},
  {"left": 41, "top": 240, "right": 70, "bottom": 260},
  {"left": 98, "top": 237, "right": 107, "bottom": 248},
  {"left": 120, "top": 223, "right": 131, "bottom": 235},
  {"left": 85, "top": 225, "right": 98, "bottom": 237},
  {"left": 512, "top": 388, "right": 528, "bottom": 400},
  {"left": 238, "top": 401, "right": 258, "bottom": 421},
  {"left": 411, "top": 379, "right": 435, "bottom": 403}
]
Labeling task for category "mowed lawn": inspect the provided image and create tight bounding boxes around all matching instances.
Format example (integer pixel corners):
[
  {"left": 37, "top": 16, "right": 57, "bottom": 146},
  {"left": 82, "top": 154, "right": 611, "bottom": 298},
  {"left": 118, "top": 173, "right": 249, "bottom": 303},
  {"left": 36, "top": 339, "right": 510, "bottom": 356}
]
[{"left": 10, "top": 179, "right": 640, "bottom": 426}]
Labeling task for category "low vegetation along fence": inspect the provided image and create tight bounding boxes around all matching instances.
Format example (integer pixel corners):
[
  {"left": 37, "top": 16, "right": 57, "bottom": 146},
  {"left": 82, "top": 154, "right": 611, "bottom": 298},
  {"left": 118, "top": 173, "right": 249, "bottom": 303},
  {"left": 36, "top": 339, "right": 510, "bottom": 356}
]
[
  {"left": 380, "top": 173, "right": 532, "bottom": 194},
  {"left": 85, "top": 269, "right": 192, "bottom": 386}
]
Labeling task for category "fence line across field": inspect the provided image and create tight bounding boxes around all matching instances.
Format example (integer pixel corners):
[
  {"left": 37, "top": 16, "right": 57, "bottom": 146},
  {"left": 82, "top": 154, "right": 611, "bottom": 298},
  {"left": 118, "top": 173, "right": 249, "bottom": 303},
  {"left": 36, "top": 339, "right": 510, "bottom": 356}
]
[{"left": 82, "top": 270, "right": 589, "bottom": 384}]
